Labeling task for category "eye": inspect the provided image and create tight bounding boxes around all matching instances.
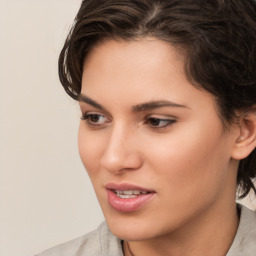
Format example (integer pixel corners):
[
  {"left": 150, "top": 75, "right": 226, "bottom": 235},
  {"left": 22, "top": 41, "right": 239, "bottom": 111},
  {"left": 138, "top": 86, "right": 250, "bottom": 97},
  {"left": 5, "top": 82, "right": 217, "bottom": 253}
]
[
  {"left": 146, "top": 117, "right": 176, "bottom": 129},
  {"left": 81, "top": 113, "right": 109, "bottom": 127}
]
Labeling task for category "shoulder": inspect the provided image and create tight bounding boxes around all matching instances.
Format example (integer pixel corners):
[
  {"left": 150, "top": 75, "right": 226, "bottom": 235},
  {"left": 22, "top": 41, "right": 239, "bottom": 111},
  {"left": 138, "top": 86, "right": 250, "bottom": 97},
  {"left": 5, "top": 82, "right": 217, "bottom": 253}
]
[
  {"left": 35, "top": 222, "right": 123, "bottom": 256},
  {"left": 227, "top": 204, "right": 256, "bottom": 256}
]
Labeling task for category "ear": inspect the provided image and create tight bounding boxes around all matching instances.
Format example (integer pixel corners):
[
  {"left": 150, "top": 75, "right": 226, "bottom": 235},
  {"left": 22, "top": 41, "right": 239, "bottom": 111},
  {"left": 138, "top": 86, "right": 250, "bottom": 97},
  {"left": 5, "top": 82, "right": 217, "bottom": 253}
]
[{"left": 231, "top": 108, "right": 256, "bottom": 160}]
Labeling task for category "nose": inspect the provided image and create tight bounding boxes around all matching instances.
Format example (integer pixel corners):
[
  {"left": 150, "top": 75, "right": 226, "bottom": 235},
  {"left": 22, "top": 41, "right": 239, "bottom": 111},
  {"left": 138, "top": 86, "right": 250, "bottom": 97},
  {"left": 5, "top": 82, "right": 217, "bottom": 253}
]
[{"left": 100, "top": 125, "right": 143, "bottom": 174}]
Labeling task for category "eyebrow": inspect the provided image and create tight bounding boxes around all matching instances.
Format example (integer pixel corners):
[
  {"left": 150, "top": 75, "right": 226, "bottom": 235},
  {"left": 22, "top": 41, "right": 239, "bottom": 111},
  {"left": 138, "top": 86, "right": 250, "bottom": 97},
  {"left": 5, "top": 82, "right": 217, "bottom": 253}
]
[
  {"left": 78, "top": 93, "right": 189, "bottom": 112},
  {"left": 132, "top": 100, "right": 189, "bottom": 112},
  {"left": 78, "top": 94, "right": 105, "bottom": 110}
]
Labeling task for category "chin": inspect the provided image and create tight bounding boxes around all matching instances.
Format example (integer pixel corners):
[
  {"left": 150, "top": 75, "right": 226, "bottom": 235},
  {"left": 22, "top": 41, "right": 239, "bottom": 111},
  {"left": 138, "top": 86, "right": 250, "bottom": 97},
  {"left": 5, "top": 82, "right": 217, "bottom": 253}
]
[
  {"left": 104, "top": 212, "right": 167, "bottom": 241},
  {"left": 109, "top": 223, "right": 154, "bottom": 241}
]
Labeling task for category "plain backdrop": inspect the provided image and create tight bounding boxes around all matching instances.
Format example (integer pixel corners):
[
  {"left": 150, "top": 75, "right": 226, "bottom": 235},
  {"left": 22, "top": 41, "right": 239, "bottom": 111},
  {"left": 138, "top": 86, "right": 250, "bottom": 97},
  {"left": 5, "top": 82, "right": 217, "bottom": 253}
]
[
  {"left": 0, "top": 1, "right": 255, "bottom": 256},
  {"left": 1, "top": 1, "right": 104, "bottom": 256}
]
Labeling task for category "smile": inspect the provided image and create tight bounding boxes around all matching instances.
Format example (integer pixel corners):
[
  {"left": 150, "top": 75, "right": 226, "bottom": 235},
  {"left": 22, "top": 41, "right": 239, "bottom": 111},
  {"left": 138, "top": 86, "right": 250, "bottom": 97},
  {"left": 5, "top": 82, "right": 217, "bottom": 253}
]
[
  {"left": 113, "top": 190, "right": 150, "bottom": 198},
  {"left": 106, "top": 183, "right": 156, "bottom": 212}
]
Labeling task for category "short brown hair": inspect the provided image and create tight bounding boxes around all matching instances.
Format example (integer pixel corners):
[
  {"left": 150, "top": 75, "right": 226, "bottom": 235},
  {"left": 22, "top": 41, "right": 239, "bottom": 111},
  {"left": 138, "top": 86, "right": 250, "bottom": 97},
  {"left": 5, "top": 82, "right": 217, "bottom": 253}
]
[{"left": 59, "top": 0, "right": 256, "bottom": 198}]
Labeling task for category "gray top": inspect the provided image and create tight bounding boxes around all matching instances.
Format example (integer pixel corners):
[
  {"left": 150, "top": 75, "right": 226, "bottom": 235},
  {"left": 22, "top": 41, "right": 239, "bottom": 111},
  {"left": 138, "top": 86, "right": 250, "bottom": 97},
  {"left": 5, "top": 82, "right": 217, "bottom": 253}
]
[
  {"left": 226, "top": 205, "right": 256, "bottom": 256},
  {"left": 36, "top": 205, "right": 256, "bottom": 256}
]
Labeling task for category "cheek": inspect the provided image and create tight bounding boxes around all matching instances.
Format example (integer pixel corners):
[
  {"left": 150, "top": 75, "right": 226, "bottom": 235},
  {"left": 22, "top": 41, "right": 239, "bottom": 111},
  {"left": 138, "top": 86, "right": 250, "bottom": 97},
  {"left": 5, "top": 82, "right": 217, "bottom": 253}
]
[
  {"left": 145, "top": 122, "right": 230, "bottom": 193},
  {"left": 78, "top": 123, "right": 103, "bottom": 176}
]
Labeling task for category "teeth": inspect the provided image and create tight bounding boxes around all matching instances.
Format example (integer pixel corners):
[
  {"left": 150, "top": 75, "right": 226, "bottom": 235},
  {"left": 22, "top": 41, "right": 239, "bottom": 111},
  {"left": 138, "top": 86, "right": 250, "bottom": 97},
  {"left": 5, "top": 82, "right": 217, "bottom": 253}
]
[
  {"left": 114, "top": 190, "right": 149, "bottom": 198},
  {"left": 122, "top": 190, "right": 140, "bottom": 195},
  {"left": 121, "top": 190, "right": 134, "bottom": 195},
  {"left": 118, "top": 194, "right": 137, "bottom": 198}
]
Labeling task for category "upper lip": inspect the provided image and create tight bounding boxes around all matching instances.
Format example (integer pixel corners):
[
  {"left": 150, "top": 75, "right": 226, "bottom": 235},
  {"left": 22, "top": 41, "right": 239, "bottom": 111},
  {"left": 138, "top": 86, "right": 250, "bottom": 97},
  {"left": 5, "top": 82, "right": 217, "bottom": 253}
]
[{"left": 105, "top": 183, "right": 155, "bottom": 192}]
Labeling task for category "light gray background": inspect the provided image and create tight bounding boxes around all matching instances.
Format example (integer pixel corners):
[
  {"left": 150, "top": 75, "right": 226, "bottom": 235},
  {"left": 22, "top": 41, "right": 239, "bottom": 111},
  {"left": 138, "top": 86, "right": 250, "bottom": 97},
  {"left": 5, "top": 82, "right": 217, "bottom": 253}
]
[
  {"left": 0, "top": 1, "right": 104, "bottom": 256},
  {"left": 0, "top": 1, "right": 255, "bottom": 256}
]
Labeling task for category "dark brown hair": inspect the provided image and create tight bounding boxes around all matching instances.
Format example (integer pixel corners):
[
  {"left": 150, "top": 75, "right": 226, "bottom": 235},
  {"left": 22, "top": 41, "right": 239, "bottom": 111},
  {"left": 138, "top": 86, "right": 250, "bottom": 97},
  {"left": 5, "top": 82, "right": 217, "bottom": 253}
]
[{"left": 59, "top": 0, "right": 256, "bottom": 198}]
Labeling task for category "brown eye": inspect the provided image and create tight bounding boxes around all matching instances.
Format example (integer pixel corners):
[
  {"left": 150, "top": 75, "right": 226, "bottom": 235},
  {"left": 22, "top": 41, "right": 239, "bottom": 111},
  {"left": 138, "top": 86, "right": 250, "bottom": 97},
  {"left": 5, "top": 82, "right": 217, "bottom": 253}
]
[
  {"left": 81, "top": 113, "right": 109, "bottom": 126},
  {"left": 147, "top": 118, "right": 175, "bottom": 128},
  {"left": 89, "top": 114, "right": 101, "bottom": 123}
]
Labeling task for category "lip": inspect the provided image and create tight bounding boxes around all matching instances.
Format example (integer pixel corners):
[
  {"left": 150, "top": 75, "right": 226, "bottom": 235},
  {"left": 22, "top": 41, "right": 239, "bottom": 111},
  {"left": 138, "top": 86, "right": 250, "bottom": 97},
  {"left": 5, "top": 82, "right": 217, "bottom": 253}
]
[
  {"left": 106, "top": 183, "right": 156, "bottom": 213},
  {"left": 106, "top": 183, "right": 155, "bottom": 192}
]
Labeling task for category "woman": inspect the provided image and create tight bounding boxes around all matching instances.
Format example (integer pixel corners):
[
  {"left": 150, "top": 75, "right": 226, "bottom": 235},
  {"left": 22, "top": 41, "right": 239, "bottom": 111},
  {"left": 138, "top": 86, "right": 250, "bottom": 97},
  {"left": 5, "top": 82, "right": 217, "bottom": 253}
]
[{"left": 37, "top": 0, "right": 256, "bottom": 255}]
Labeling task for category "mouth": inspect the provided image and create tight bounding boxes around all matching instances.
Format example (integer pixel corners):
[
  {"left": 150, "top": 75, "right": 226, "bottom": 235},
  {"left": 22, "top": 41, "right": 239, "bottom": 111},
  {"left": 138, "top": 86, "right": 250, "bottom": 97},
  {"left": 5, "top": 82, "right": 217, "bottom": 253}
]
[
  {"left": 112, "top": 189, "right": 151, "bottom": 198},
  {"left": 105, "top": 183, "right": 156, "bottom": 212}
]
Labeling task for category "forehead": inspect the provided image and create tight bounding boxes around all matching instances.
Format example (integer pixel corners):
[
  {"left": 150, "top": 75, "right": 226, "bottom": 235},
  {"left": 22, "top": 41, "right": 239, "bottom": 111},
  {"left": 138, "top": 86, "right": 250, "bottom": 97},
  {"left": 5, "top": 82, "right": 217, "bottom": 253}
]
[
  {"left": 81, "top": 38, "right": 216, "bottom": 114},
  {"left": 82, "top": 38, "right": 183, "bottom": 92}
]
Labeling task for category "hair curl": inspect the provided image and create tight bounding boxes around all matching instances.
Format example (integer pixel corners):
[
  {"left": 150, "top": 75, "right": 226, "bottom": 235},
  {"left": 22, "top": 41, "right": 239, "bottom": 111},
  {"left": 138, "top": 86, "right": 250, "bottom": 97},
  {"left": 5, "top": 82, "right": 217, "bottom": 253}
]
[{"left": 59, "top": 0, "right": 256, "bottom": 198}]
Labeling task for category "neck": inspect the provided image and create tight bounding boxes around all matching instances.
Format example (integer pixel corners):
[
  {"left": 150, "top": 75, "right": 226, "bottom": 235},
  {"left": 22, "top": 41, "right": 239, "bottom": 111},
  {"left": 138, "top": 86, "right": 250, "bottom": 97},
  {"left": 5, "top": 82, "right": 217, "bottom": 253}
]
[{"left": 123, "top": 202, "right": 239, "bottom": 256}]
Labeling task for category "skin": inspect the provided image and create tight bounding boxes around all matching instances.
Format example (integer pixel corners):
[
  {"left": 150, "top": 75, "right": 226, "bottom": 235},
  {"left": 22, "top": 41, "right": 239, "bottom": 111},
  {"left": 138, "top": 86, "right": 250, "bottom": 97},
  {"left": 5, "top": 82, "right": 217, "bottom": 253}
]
[{"left": 78, "top": 38, "right": 242, "bottom": 256}]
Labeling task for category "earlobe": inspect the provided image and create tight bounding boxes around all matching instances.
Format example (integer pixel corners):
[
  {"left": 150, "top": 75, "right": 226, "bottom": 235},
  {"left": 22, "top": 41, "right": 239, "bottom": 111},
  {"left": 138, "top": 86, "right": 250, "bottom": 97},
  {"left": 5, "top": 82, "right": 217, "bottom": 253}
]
[{"left": 232, "top": 108, "right": 256, "bottom": 160}]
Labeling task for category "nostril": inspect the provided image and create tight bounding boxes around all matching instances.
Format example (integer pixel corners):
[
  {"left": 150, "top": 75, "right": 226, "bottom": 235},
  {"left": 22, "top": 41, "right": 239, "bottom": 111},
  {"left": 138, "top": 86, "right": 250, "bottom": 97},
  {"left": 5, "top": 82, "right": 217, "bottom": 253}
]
[
  {"left": 100, "top": 127, "right": 143, "bottom": 173},
  {"left": 100, "top": 151, "right": 143, "bottom": 174}
]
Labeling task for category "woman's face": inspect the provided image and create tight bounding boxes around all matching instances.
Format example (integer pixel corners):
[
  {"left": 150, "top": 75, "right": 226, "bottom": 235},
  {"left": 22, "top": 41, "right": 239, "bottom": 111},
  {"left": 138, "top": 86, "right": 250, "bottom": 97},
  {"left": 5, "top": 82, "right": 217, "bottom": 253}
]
[{"left": 78, "top": 38, "right": 239, "bottom": 241}]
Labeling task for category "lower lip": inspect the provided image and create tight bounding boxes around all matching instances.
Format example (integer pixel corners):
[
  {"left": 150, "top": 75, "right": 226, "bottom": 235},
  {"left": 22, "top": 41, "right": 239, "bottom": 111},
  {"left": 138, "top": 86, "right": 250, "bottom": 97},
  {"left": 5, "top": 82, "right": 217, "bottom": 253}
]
[{"left": 107, "top": 190, "right": 156, "bottom": 213}]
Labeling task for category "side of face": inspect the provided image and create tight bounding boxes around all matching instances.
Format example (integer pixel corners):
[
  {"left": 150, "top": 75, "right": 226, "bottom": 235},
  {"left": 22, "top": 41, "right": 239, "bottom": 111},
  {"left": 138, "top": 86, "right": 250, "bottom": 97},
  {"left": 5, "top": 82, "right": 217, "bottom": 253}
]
[{"left": 78, "top": 38, "right": 241, "bottom": 241}]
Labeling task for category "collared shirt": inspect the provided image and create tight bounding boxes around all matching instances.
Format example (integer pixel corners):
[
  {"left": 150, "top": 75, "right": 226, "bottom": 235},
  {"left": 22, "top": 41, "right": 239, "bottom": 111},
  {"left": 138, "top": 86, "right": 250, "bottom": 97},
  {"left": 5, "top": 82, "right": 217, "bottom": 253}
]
[
  {"left": 227, "top": 205, "right": 256, "bottom": 255},
  {"left": 36, "top": 205, "right": 256, "bottom": 256}
]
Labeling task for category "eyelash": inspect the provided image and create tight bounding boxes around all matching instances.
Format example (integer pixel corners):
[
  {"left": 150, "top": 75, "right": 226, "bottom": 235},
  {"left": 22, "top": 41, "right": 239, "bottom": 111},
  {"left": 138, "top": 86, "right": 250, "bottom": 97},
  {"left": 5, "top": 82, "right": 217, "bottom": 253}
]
[
  {"left": 81, "top": 113, "right": 176, "bottom": 129},
  {"left": 145, "top": 117, "right": 176, "bottom": 129},
  {"left": 81, "top": 113, "right": 109, "bottom": 127}
]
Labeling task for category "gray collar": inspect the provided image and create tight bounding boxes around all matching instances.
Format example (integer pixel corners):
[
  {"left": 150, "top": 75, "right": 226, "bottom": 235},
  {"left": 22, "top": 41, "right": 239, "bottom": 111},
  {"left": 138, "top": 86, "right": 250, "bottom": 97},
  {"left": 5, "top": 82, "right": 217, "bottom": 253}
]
[
  {"left": 226, "top": 204, "right": 256, "bottom": 256},
  {"left": 101, "top": 205, "right": 256, "bottom": 256}
]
